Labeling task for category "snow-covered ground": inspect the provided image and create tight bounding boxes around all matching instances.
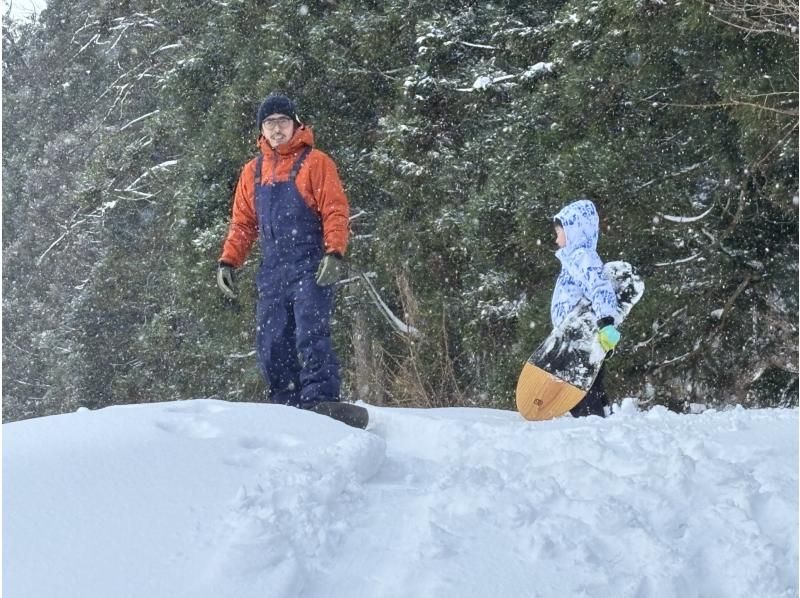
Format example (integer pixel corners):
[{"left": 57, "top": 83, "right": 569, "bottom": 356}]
[{"left": 3, "top": 399, "right": 798, "bottom": 598}]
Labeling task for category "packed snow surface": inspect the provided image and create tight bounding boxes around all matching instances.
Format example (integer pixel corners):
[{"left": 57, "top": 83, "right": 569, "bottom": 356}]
[{"left": 4, "top": 399, "right": 798, "bottom": 598}]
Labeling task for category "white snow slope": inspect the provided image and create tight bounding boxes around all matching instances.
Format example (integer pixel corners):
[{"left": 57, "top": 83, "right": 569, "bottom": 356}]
[{"left": 4, "top": 399, "right": 798, "bottom": 598}]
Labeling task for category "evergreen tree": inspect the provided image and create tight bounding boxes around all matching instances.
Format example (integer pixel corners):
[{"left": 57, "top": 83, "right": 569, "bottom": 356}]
[{"left": 3, "top": 0, "right": 796, "bottom": 422}]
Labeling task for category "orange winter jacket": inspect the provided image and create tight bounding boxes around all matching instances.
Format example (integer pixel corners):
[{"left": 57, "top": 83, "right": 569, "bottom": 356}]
[{"left": 219, "top": 126, "right": 350, "bottom": 268}]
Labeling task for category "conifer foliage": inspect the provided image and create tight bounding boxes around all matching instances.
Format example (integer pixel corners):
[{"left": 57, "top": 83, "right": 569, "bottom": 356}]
[{"left": 3, "top": 0, "right": 797, "bottom": 421}]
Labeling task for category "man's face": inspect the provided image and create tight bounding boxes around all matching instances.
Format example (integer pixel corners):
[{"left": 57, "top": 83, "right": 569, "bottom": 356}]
[{"left": 261, "top": 114, "right": 295, "bottom": 148}]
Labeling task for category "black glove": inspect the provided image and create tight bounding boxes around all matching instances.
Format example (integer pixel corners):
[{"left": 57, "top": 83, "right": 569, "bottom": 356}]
[
  {"left": 216, "top": 262, "right": 237, "bottom": 299},
  {"left": 315, "top": 253, "right": 344, "bottom": 286}
]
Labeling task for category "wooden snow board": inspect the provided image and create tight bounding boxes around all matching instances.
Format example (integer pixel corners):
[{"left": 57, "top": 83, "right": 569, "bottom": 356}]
[{"left": 516, "top": 261, "right": 644, "bottom": 421}]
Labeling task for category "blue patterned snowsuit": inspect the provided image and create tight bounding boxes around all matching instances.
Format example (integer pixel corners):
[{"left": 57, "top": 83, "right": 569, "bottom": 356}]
[{"left": 551, "top": 199, "right": 618, "bottom": 417}]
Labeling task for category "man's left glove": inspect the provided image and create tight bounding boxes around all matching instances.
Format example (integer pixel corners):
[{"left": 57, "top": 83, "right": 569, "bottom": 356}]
[
  {"left": 598, "top": 322, "right": 621, "bottom": 352},
  {"left": 315, "top": 253, "right": 344, "bottom": 286}
]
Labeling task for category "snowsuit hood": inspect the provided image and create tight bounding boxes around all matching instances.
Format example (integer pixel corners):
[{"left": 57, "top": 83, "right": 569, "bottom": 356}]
[
  {"left": 550, "top": 199, "right": 618, "bottom": 328},
  {"left": 553, "top": 199, "right": 599, "bottom": 256}
]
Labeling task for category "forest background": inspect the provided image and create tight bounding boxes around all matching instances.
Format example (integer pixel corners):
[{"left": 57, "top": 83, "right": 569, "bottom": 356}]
[{"left": 3, "top": 0, "right": 798, "bottom": 422}]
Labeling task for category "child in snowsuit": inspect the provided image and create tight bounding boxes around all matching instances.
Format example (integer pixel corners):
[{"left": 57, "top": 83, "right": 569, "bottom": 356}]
[{"left": 551, "top": 199, "right": 621, "bottom": 417}]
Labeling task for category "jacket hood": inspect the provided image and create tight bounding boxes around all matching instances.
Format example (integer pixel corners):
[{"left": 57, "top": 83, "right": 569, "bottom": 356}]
[
  {"left": 554, "top": 199, "right": 599, "bottom": 253},
  {"left": 258, "top": 124, "right": 314, "bottom": 156}
]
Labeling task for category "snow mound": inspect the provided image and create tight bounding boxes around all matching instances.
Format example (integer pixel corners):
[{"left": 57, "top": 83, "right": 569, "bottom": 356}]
[{"left": 4, "top": 400, "right": 798, "bottom": 598}]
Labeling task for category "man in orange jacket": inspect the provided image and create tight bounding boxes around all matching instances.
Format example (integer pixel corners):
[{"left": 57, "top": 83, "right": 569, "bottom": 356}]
[{"left": 217, "top": 93, "right": 364, "bottom": 425}]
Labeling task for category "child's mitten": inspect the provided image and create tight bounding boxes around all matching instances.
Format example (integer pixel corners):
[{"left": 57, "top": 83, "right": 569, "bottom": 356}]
[{"left": 598, "top": 325, "right": 621, "bottom": 352}]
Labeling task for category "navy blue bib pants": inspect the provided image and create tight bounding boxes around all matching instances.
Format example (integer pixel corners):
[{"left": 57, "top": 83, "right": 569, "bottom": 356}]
[{"left": 254, "top": 149, "right": 340, "bottom": 406}]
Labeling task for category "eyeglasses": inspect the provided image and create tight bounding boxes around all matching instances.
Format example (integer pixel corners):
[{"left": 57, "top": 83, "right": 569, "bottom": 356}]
[{"left": 262, "top": 116, "right": 294, "bottom": 129}]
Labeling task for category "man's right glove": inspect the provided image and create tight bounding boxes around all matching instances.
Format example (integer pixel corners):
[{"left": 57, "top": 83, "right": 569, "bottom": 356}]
[
  {"left": 315, "top": 253, "right": 344, "bottom": 286},
  {"left": 598, "top": 323, "right": 621, "bottom": 352},
  {"left": 216, "top": 262, "right": 237, "bottom": 299}
]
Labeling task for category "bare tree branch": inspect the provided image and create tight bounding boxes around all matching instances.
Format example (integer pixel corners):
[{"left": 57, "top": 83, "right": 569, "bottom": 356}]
[{"left": 702, "top": 0, "right": 800, "bottom": 39}]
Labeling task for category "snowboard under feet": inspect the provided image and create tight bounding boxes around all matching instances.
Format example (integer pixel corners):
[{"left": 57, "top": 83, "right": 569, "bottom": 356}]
[{"left": 307, "top": 401, "right": 369, "bottom": 429}]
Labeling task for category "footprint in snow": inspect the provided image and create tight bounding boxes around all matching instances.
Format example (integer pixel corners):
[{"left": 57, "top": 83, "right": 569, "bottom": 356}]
[
  {"left": 222, "top": 433, "right": 304, "bottom": 469},
  {"left": 154, "top": 417, "right": 221, "bottom": 440}
]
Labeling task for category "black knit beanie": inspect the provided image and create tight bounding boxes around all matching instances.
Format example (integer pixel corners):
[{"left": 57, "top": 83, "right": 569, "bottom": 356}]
[{"left": 257, "top": 94, "right": 299, "bottom": 128}]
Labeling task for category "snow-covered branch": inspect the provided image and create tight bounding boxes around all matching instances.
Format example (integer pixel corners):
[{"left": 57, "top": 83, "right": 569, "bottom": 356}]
[
  {"left": 653, "top": 252, "right": 703, "bottom": 267},
  {"left": 123, "top": 159, "right": 179, "bottom": 191},
  {"left": 458, "top": 40, "right": 498, "bottom": 50},
  {"left": 658, "top": 205, "right": 714, "bottom": 223},
  {"left": 119, "top": 109, "right": 160, "bottom": 131}
]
